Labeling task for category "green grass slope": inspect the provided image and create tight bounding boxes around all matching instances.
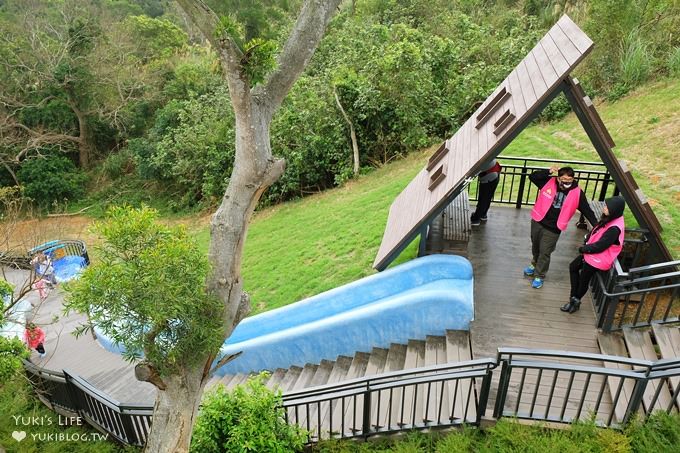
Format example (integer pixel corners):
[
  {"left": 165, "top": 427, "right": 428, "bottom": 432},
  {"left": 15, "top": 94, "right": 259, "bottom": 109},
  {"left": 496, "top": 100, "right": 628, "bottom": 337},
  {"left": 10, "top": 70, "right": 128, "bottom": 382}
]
[{"left": 198, "top": 79, "right": 680, "bottom": 314}]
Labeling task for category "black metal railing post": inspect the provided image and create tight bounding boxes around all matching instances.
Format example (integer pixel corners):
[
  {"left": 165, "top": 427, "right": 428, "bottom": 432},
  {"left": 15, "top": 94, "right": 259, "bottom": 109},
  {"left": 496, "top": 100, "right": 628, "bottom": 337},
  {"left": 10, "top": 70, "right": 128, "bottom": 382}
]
[
  {"left": 623, "top": 374, "right": 650, "bottom": 424},
  {"left": 493, "top": 359, "right": 511, "bottom": 418},
  {"left": 361, "top": 383, "right": 371, "bottom": 439},
  {"left": 515, "top": 162, "right": 528, "bottom": 209},
  {"left": 476, "top": 368, "right": 493, "bottom": 424}
]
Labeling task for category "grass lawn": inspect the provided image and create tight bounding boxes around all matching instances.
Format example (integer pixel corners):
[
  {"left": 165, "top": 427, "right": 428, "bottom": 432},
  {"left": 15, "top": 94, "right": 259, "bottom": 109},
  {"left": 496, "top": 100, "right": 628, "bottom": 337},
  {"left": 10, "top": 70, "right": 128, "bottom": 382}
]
[{"left": 195, "top": 78, "right": 680, "bottom": 313}]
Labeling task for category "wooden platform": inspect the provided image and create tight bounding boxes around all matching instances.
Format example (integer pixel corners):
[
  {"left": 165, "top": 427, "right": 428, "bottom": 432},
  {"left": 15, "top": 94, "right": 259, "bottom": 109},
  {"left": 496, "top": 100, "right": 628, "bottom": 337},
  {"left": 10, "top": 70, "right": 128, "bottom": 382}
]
[{"left": 462, "top": 205, "right": 608, "bottom": 416}]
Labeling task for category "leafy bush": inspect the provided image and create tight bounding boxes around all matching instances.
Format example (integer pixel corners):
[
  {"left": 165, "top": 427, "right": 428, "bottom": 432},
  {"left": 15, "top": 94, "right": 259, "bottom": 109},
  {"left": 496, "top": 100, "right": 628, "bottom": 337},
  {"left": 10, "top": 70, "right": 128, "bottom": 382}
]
[
  {"left": 17, "top": 155, "right": 88, "bottom": 207},
  {"left": 627, "top": 411, "right": 680, "bottom": 452},
  {"left": 101, "top": 148, "right": 135, "bottom": 180},
  {"left": 0, "top": 336, "right": 29, "bottom": 381},
  {"left": 191, "top": 373, "right": 307, "bottom": 453}
]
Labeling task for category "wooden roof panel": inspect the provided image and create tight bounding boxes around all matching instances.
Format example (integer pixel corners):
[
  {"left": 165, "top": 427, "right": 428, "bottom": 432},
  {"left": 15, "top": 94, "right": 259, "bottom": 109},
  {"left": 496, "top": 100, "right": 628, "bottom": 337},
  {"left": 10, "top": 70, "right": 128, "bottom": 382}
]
[{"left": 373, "top": 15, "right": 594, "bottom": 270}]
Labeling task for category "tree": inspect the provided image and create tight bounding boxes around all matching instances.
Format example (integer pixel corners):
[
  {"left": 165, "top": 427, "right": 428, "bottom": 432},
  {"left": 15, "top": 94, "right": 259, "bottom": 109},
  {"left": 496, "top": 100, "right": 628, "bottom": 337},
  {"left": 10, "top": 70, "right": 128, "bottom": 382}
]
[
  {"left": 65, "top": 1, "right": 343, "bottom": 451},
  {"left": 0, "top": 0, "right": 185, "bottom": 170}
]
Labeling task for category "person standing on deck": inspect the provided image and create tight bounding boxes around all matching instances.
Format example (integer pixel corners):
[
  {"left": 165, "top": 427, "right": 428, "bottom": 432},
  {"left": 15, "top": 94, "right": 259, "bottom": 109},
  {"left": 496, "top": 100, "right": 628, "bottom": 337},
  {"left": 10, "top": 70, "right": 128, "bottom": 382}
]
[
  {"left": 561, "top": 196, "right": 626, "bottom": 313},
  {"left": 523, "top": 165, "right": 598, "bottom": 289},
  {"left": 470, "top": 159, "right": 502, "bottom": 226}
]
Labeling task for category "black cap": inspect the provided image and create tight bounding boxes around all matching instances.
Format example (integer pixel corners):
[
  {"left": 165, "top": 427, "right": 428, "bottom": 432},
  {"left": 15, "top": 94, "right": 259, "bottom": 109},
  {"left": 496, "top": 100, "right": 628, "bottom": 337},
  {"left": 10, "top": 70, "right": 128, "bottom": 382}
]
[{"left": 605, "top": 196, "right": 625, "bottom": 219}]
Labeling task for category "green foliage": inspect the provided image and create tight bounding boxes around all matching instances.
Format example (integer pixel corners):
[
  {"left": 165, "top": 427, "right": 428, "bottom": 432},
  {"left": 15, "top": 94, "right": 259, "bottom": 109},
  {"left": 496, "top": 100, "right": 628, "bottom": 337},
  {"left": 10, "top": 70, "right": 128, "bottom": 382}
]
[
  {"left": 0, "top": 374, "right": 133, "bottom": 452},
  {"left": 0, "top": 336, "right": 28, "bottom": 381},
  {"left": 619, "top": 30, "right": 651, "bottom": 89},
  {"left": 627, "top": 412, "right": 680, "bottom": 452},
  {"left": 129, "top": 87, "right": 236, "bottom": 207},
  {"left": 666, "top": 47, "right": 680, "bottom": 77},
  {"left": 242, "top": 37, "right": 278, "bottom": 85},
  {"left": 124, "top": 15, "right": 187, "bottom": 60},
  {"left": 64, "top": 206, "right": 224, "bottom": 376},
  {"left": 190, "top": 373, "right": 307, "bottom": 453},
  {"left": 17, "top": 155, "right": 88, "bottom": 206}
]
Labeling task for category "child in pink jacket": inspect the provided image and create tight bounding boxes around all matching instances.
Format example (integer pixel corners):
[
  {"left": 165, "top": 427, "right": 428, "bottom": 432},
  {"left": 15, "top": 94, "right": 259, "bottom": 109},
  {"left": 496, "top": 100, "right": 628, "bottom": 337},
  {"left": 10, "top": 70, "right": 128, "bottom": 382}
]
[{"left": 24, "top": 323, "right": 46, "bottom": 358}]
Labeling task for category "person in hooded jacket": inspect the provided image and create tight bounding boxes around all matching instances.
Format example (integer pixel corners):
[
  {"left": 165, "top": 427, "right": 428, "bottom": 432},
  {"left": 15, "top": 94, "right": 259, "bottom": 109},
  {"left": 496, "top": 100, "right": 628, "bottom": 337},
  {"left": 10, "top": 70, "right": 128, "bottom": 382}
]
[
  {"left": 561, "top": 196, "right": 626, "bottom": 313},
  {"left": 524, "top": 165, "right": 598, "bottom": 289}
]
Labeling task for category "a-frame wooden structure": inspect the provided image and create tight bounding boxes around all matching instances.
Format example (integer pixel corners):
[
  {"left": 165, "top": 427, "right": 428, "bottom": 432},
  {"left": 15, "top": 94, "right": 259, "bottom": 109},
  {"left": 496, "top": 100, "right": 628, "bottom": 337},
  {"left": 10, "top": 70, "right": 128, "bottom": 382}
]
[{"left": 374, "top": 15, "right": 670, "bottom": 271}]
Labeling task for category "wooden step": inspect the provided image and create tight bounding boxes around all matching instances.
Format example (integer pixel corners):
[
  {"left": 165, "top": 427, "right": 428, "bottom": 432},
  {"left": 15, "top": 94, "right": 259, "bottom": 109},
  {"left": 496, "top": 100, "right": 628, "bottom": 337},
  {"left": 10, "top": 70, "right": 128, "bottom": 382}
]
[
  {"left": 345, "top": 348, "right": 387, "bottom": 434},
  {"left": 301, "top": 360, "right": 335, "bottom": 431},
  {"left": 280, "top": 366, "right": 303, "bottom": 392},
  {"left": 329, "top": 352, "right": 369, "bottom": 436},
  {"left": 651, "top": 324, "right": 680, "bottom": 411},
  {"left": 375, "top": 343, "right": 407, "bottom": 430},
  {"left": 446, "top": 330, "right": 476, "bottom": 422},
  {"left": 597, "top": 332, "right": 638, "bottom": 423},
  {"left": 623, "top": 328, "right": 674, "bottom": 414},
  {"left": 423, "top": 335, "right": 447, "bottom": 424},
  {"left": 318, "top": 356, "right": 353, "bottom": 436},
  {"left": 266, "top": 368, "right": 287, "bottom": 391},
  {"left": 400, "top": 340, "right": 426, "bottom": 428}
]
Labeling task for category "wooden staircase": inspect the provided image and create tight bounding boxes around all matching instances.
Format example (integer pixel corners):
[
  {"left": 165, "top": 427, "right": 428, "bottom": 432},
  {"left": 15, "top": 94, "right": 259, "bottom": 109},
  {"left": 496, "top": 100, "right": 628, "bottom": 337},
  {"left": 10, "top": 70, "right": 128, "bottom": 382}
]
[
  {"left": 597, "top": 323, "right": 680, "bottom": 422},
  {"left": 207, "top": 330, "right": 476, "bottom": 437}
]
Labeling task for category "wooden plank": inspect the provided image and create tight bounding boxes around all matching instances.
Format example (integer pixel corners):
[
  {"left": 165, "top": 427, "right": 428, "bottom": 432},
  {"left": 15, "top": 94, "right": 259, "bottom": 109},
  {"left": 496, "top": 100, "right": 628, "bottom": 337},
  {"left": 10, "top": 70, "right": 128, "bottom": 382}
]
[
  {"left": 556, "top": 15, "right": 593, "bottom": 54},
  {"left": 548, "top": 21, "right": 582, "bottom": 66},
  {"left": 651, "top": 324, "right": 680, "bottom": 410},
  {"left": 516, "top": 59, "right": 538, "bottom": 107},
  {"left": 597, "top": 333, "right": 638, "bottom": 423},
  {"left": 623, "top": 328, "right": 674, "bottom": 413},
  {"left": 531, "top": 43, "right": 560, "bottom": 88},
  {"left": 524, "top": 50, "right": 549, "bottom": 98},
  {"left": 540, "top": 33, "right": 570, "bottom": 77}
]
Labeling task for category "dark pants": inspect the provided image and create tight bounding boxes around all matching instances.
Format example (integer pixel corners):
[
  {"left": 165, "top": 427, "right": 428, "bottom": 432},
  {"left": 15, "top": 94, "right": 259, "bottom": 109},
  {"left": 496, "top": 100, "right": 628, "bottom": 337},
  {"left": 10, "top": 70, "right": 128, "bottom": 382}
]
[
  {"left": 471, "top": 177, "right": 499, "bottom": 221},
  {"left": 569, "top": 255, "right": 599, "bottom": 299},
  {"left": 530, "top": 220, "right": 561, "bottom": 279}
]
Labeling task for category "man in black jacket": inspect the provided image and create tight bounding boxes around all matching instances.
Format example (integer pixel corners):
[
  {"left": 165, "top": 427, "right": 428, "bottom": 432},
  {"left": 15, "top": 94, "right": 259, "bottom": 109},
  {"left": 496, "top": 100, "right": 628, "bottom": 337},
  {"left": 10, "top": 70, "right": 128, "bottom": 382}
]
[{"left": 524, "top": 166, "right": 598, "bottom": 289}]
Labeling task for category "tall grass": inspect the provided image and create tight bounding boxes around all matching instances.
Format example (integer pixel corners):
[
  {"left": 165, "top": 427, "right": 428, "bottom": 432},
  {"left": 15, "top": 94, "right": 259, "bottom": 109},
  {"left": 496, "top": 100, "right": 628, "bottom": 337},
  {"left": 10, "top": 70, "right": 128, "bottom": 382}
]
[
  {"left": 620, "top": 31, "right": 651, "bottom": 89},
  {"left": 667, "top": 47, "right": 680, "bottom": 77}
]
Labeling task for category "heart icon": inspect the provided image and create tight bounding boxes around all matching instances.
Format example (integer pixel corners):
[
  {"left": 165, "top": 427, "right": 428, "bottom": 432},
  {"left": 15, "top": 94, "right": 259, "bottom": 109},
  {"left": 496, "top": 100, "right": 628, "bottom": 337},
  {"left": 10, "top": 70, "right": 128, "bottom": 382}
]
[{"left": 12, "top": 430, "right": 27, "bottom": 442}]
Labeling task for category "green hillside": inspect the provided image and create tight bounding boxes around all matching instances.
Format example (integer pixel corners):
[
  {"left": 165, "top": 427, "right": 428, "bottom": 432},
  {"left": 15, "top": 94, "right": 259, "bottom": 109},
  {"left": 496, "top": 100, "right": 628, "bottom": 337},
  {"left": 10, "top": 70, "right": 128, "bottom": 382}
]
[{"left": 209, "top": 79, "right": 680, "bottom": 314}]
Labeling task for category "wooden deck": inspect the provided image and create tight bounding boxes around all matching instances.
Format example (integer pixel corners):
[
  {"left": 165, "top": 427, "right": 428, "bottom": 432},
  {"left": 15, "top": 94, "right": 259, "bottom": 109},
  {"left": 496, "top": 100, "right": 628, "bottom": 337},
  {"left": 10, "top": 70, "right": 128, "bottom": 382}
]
[{"left": 464, "top": 204, "right": 601, "bottom": 358}]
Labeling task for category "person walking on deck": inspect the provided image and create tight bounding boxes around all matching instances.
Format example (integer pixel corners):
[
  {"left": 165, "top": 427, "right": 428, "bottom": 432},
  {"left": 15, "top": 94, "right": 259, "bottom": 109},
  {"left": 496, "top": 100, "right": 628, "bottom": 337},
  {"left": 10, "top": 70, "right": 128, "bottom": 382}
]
[
  {"left": 470, "top": 159, "right": 502, "bottom": 226},
  {"left": 524, "top": 165, "right": 597, "bottom": 289},
  {"left": 561, "top": 196, "right": 626, "bottom": 313}
]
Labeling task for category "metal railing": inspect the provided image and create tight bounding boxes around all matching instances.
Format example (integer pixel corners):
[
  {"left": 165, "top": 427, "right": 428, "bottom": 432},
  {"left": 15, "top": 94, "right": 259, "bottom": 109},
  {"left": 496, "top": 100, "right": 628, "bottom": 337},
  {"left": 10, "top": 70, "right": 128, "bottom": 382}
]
[
  {"left": 28, "top": 239, "right": 90, "bottom": 265},
  {"left": 468, "top": 156, "right": 618, "bottom": 208},
  {"left": 280, "top": 358, "right": 495, "bottom": 442},
  {"left": 23, "top": 345, "right": 680, "bottom": 447},
  {"left": 592, "top": 260, "right": 680, "bottom": 331},
  {"left": 22, "top": 360, "right": 153, "bottom": 447},
  {"left": 494, "top": 349, "right": 680, "bottom": 427}
]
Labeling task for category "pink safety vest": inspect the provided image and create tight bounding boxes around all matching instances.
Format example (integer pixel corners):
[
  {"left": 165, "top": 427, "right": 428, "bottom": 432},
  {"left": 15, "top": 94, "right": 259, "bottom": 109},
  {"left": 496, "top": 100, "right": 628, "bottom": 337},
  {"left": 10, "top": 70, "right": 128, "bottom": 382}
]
[
  {"left": 531, "top": 178, "right": 582, "bottom": 231},
  {"left": 584, "top": 216, "right": 625, "bottom": 271}
]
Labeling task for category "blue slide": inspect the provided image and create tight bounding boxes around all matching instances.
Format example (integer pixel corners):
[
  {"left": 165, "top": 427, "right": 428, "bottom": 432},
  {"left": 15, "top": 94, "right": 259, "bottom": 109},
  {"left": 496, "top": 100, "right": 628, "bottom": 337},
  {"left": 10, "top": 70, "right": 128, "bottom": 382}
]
[
  {"left": 215, "top": 255, "right": 474, "bottom": 375},
  {"left": 95, "top": 255, "right": 474, "bottom": 375}
]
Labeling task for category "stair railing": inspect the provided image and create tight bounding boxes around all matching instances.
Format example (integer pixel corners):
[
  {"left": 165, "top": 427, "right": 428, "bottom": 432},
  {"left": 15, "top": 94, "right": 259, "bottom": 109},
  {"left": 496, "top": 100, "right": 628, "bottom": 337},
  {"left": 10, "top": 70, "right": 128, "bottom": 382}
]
[
  {"left": 281, "top": 358, "right": 496, "bottom": 442},
  {"left": 593, "top": 259, "right": 680, "bottom": 331},
  {"left": 494, "top": 348, "right": 680, "bottom": 427}
]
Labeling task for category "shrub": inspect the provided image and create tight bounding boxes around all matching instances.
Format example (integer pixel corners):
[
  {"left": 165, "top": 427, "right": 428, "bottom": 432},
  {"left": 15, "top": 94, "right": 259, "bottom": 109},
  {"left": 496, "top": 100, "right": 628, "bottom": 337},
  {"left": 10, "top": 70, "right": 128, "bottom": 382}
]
[
  {"left": 667, "top": 47, "right": 680, "bottom": 77},
  {"left": 17, "top": 155, "right": 88, "bottom": 207},
  {"left": 191, "top": 373, "right": 307, "bottom": 453},
  {"left": 0, "top": 336, "right": 29, "bottom": 381},
  {"left": 101, "top": 148, "right": 135, "bottom": 180},
  {"left": 627, "top": 411, "right": 680, "bottom": 452}
]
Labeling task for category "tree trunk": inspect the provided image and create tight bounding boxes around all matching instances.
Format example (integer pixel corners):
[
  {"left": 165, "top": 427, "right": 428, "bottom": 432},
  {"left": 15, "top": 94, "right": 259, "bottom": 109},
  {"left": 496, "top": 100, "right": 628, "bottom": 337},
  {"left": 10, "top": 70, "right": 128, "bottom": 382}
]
[
  {"left": 144, "top": 368, "right": 206, "bottom": 453},
  {"left": 333, "top": 86, "right": 360, "bottom": 175}
]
